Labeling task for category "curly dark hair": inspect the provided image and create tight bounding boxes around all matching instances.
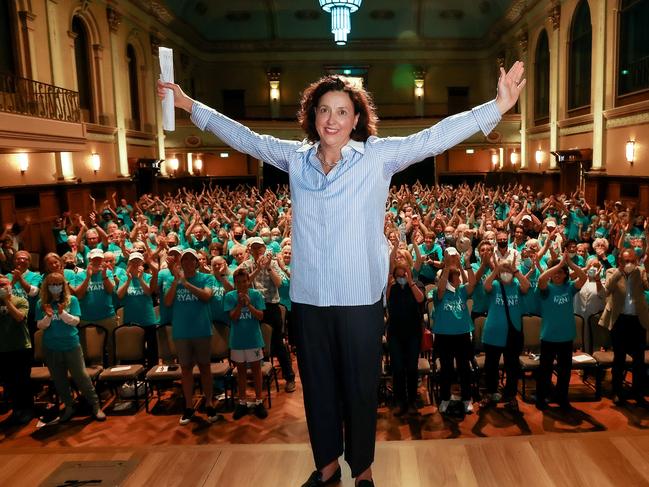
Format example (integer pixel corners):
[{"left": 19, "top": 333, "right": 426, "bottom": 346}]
[{"left": 297, "top": 75, "right": 378, "bottom": 143}]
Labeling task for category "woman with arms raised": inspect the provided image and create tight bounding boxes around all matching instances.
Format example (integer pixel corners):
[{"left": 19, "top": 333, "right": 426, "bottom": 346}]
[{"left": 158, "top": 62, "right": 525, "bottom": 487}]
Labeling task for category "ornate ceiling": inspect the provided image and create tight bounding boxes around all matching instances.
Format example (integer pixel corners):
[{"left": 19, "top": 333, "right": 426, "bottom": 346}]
[{"left": 132, "top": 0, "right": 529, "bottom": 51}]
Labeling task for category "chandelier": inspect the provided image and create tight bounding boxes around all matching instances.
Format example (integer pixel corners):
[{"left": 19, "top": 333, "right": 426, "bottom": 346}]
[{"left": 319, "top": 0, "right": 363, "bottom": 46}]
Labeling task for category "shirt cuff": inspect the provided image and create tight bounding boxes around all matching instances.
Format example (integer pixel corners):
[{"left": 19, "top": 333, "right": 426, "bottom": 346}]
[
  {"left": 37, "top": 315, "right": 52, "bottom": 330},
  {"left": 471, "top": 99, "right": 502, "bottom": 136}
]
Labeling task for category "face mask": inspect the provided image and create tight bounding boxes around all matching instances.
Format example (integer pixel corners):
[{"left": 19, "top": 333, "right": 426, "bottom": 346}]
[
  {"left": 444, "top": 233, "right": 453, "bottom": 240},
  {"left": 568, "top": 252, "right": 576, "bottom": 259},
  {"left": 272, "top": 236, "right": 282, "bottom": 242},
  {"left": 0, "top": 288, "right": 7, "bottom": 299},
  {"left": 522, "top": 258, "right": 532, "bottom": 268},
  {"left": 497, "top": 241, "right": 508, "bottom": 249},
  {"left": 634, "top": 247, "right": 643, "bottom": 257},
  {"left": 500, "top": 272, "right": 513, "bottom": 284},
  {"left": 233, "top": 234, "right": 243, "bottom": 241},
  {"left": 587, "top": 268, "right": 598, "bottom": 278},
  {"left": 485, "top": 224, "right": 493, "bottom": 231},
  {"left": 64, "top": 262, "right": 76, "bottom": 270},
  {"left": 48, "top": 284, "right": 63, "bottom": 296},
  {"left": 624, "top": 263, "right": 637, "bottom": 274},
  {"left": 396, "top": 277, "right": 407, "bottom": 286},
  {"left": 149, "top": 233, "right": 157, "bottom": 241},
  {"left": 262, "top": 236, "right": 271, "bottom": 244}
]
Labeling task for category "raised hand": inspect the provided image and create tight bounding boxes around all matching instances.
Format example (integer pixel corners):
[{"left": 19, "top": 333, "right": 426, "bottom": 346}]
[
  {"left": 495, "top": 61, "right": 526, "bottom": 115},
  {"left": 156, "top": 80, "right": 194, "bottom": 113}
]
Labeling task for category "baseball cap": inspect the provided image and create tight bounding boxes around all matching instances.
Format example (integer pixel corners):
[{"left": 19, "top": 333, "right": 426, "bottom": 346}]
[
  {"left": 246, "top": 236, "right": 266, "bottom": 247},
  {"left": 546, "top": 220, "right": 557, "bottom": 228},
  {"left": 444, "top": 247, "right": 459, "bottom": 257},
  {"left": 521, "top": 215, "right": 532, "bottom": 222},
  {"left": 128, "top": 252, "right": 144, "bottom": 262},
  {"left": 181, "top": 248, "right": 199, "bottom": 260},
  {"left": 88, "top": 248, "right": 104, "bottom": 260},
  {"left": 168, "top": 246, "right": 183, "bottom": 255}
]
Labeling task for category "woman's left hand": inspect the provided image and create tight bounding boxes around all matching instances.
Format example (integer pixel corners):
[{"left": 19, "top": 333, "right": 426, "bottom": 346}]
[{"left": 495, "top": 61, "right": 526, "bottom": 115}]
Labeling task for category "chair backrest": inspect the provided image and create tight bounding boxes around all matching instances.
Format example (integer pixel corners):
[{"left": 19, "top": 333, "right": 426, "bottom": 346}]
[
  {"left": 78, "top": 324, "right": 107, "bottom": 366},
  {"left": 114, "top": 325, "right": 145, "bottom": 363},
  {"left": 589, "top": 313, "right": 611, "bottom": 350},
  {"left": 473, "top": 315, "right": 486, "bottom": 352},
  {"left": 522, "top": 315, "right": 542, "bottom": 352},
  {"left": 211, "top": 322, "right": 230, "bottom": 360},
  {"left": 116, "top": 307, "right": 124, "bottom": 327},
  {"left": 33, "top": 329, "right": 45, "bottom": 363},
  {"left": 573, "top": 314, "right": 585, "bottom": 350},
  {"left": 155, "top": 324, "right": 177, "bottom": 363},
  {"left": 261, "top": 322, "right": 272, "bottom": 359}
]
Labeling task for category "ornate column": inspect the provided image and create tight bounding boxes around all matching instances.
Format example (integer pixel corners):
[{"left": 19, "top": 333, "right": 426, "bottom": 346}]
[
  {"left": 17, "top": 9, "right": 37, "bottom": 79},
  {"left": 150, "top": 33, "right": 167, "bottom": 175},
  {"left": 518, "top": 29, "right": 529, "bottom": 169},
  {"left": 107, "top": 6, "right": 129, "bottom": 177},
  {"left": 548, "top": 1, "right": 561, "bottom": 169},
  {"left": 591, "top": 0, "right": 607, "bottom": 170}
]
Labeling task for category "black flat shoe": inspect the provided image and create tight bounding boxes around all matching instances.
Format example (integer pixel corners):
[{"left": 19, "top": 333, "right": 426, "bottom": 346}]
[
  {"left": 301, "top": 467, "right": 342, "bottom": 487},
  {"left": 356, "top": 480, "right": 375, "bottom": 487}
]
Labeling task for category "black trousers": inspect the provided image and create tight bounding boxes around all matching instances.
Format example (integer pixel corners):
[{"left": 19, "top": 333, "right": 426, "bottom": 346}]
[
  {"left": 0, "top": 348, "right": 34, "bottom": 413},
  {"left": 387, "top": 330, "right": 421, "bottom": 407},
  {"left": 143, "top": 326, "right": 159, "bottom": 369},
  {"left": 536, "top": 340, "right": 573, "bottom": 404},
  {"left": 611, "top": 314, "right": 647, "bottom": 398},
  {"left": 293, "top": 299, "right": 384, "bottom": 478},
  {"left": 435, "top": 333, "right": 473, "bottom": 401},
  {"left": 264, "top": 302, "right": 294, "bottom": 381},
  {"left": 483, "top": 327, "right": 523, "bottom": 399}
]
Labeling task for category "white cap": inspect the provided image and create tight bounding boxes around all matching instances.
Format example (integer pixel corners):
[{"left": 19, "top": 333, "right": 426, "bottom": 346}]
[
  {"left": 168, "top": 246, "right": 183, "bottom": 255},
  {"left": 181, "top": 248, "right": 199, "bottom": 260},
  {"left": 521, "top": 215, "right": 532, "bottom": 222},
  {"left": 88, "top": 248, "right": 104, "bottom": 260},
  {"left": 456, "top": 237, "right": 471, "bottom": 253},
  {"left": 546, "top": 220, "right": 557, "bottom": 228},
  {"left": 444, "top": 247, "right": 459, "bottom": 257},
  {"left": 128, "top": 252, "right": 144, "bottom": 262},
  {"left": 246, "top": 236, "right": 266, "bottom": 247}
]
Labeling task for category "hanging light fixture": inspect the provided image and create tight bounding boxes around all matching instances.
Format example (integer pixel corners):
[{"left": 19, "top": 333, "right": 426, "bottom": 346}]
[{"left": 319, "top": 0, "right": 363, "bottom": 46}]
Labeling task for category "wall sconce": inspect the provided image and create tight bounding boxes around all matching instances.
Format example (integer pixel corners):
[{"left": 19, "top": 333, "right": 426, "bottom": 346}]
[
  {"left": 626, "top": 140, "right": 635, "bottom": 164},
  {"left": 90, "top": 153, "right": 101, "bottom": 174},
  {"left": 17, "top": 153, "right": 28, "bottom": 175},
  {"left": 535, "top": 149, "right": 544, "bottom": 166},
  {"left": 269, "top": 80, "right": 280, "bottom": 102},
  {"left": 510, "top": 150, "right": 520, "bottom": 166},
  {"left": 414, "top": 79, "right": 424, "bottom": 99},
  {"left": 219, "top": 152, "right": 229, "bottom": 158},
  {"left": 465, "top": 149, "right": 474, "bottom": 154},
  {"left": 491, "top": 152, "right": 499, "bottom": 167},
  {"left": 168, "top": 157, "right": 179, "bottom": 175},
  {"left": 194, "top": 157, "right": 203, "bottom": 173}
]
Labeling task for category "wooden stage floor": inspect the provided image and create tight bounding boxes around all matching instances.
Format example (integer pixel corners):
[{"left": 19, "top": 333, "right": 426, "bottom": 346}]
[{"left": 2, "top": 431, "right": 649, "bottom": 486}]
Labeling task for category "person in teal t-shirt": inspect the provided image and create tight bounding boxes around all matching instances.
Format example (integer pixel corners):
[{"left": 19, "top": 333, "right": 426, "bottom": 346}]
[
  {"left": 224, "top": 268, "right": 267, "bottom": 420},
  {"left": 471, "top": 240, "right": 495, "bottom": 318},
  {"left": 209, "top": 256, "right": 234, "bottom": 324},
  {"left": 432, "top": 249, "right": 476, "bottom": 414},
  {"left": 164, "top": 248, "right": 218, "bottom": 425},
  {"left": 117, "top": 252, "right": 159, "bottom": 367},
  {"left": 481, "top": 258, "right": 530, "bottom": 409},
  {"left": 536, "top": 253, "right": 586, "bottom": 410},
  {"left": 7, "top": 250, "right": 43, "bottom": 328},
  {"left": 156, "top": 246, "right": 183, "bottom": 326},
  {"left": 36, "top": 272, "right": 105, "bottom": 423},
  {"left": 418, "top": 233, "right": 443, "bottom": 285}
]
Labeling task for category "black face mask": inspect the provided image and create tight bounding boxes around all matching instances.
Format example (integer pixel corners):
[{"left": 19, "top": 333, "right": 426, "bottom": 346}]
[
  {"left": 64, "top": 262, "right": 76, "bottom": 270},
  {"left": 233, "top": 234, "right": 243, "bottom": 241},
  {"left": 497, "top": 241, "right": 508, "bottom": 249}
]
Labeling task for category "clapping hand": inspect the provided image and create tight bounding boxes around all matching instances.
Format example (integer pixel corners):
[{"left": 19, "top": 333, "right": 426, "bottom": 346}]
[{"left": 43, "top": 304, "right": 53, "bottom": 317}]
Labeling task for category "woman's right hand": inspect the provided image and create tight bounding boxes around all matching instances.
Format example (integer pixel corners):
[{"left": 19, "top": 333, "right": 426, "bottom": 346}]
[{"left": 156, "top": 80, "right": 194, "bottom": 113}]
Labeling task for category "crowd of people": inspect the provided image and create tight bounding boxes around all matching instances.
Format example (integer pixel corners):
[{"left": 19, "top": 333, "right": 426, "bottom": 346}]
[{"left": 0, "top": 181, "right": 648, "bottom": 428}]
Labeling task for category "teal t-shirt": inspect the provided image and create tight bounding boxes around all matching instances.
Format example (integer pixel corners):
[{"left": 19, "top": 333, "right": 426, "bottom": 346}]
[
  {"left": 223, "top": 288, "right": 266, "bottom": 350},
  {"left": 121, "top": 273, "right": 158, "bottom": 326},
  {"left": 111, "top": 266, "right": 128, "bottom": 309},
  {"left": 209, "top": 274, "right": 234, "bottom": 324},
  {"left": 170, "top": 272, "right": 213, "bottom": 340},
  {"left": 539, "top": 281, "right": 579, "bottom": 342},
  {"left": 157, "top": 268, "right": 173, "bottom": 325},
  {"left": 279, "top": 266, "right": 291, "bottom": 312},
  {"left": 483, "top": 280, "right": 524, "bottom": 347},
  {"left": 73, "top": 270, "right": 115, "bottom": 321},
  {"left": 189, "top": 235, "right": 210, "bottom": 252},
  {"left": 471, "top": 262, "right": 491, "bottom": 314},
  {"left": 266, "top": 240, "right": 281, "bottom": 255},
  {"left": 432, "top": 284, "right": 473, "bottom": 335},
  {"left": 519, "top": 263, "right": 542, "bottom": 315},
  {"left": 37, "top": 296, "right": 81, "bottom": 352},
  {"left": 419, "top": 243, "right": 443, "bottom": 280}
]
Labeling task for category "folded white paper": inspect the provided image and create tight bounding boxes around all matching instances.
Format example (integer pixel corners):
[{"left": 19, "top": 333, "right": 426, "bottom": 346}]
[
  {"left": 159, "top": 47, "right": 175, "bottom": 132},
  {"left": 572, "top": 354, "right": 595, "bottom": 363}
]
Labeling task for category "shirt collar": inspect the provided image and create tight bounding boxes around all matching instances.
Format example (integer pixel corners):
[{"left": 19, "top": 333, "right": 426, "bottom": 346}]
[{"left": 296, "top": 139, "right": 365, "bottom": 155}]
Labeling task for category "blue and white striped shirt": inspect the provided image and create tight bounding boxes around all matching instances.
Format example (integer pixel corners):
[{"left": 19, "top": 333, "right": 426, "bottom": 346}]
[{"left": 191, "top": 100, "right": 501, "bottom": 306}]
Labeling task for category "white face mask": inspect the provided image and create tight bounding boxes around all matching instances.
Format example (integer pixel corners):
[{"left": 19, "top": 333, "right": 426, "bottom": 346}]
[
  {"left": 624, "top": 263, "right": 637, "bottom": 274},
  {"left": 396, "top": 277, "right": 407, "bottom": 286},
  {"left": 500, "top": 272, "right": 513, "bottom": 284},
  {"left": 587, "top": 267, "right": 599, "bottom": 278}
]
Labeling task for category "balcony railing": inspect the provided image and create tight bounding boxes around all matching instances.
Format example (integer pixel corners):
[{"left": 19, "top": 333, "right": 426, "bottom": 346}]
[{"left": 0, "top": 72, "right": 80, "bottom": 123}]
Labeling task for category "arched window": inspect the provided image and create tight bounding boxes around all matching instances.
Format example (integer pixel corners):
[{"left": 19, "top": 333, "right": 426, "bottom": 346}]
[
  {"left": 567, "top": 0, "right": 592, "bottom": 113},
  {"left": 0, "top": 0, "right": 17, "bottom": 75},
  {"left": 534, "top": 29, "right": 550, "bottom": 123},
  {"left": 126, "top": 44, "right": 140, "bottom": 130},
  {"left": 618, "top": 0, "right": 649, "bottom": 100},
  {"left": 72, "top": 16, "right": 94, "bottom": 122}
]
